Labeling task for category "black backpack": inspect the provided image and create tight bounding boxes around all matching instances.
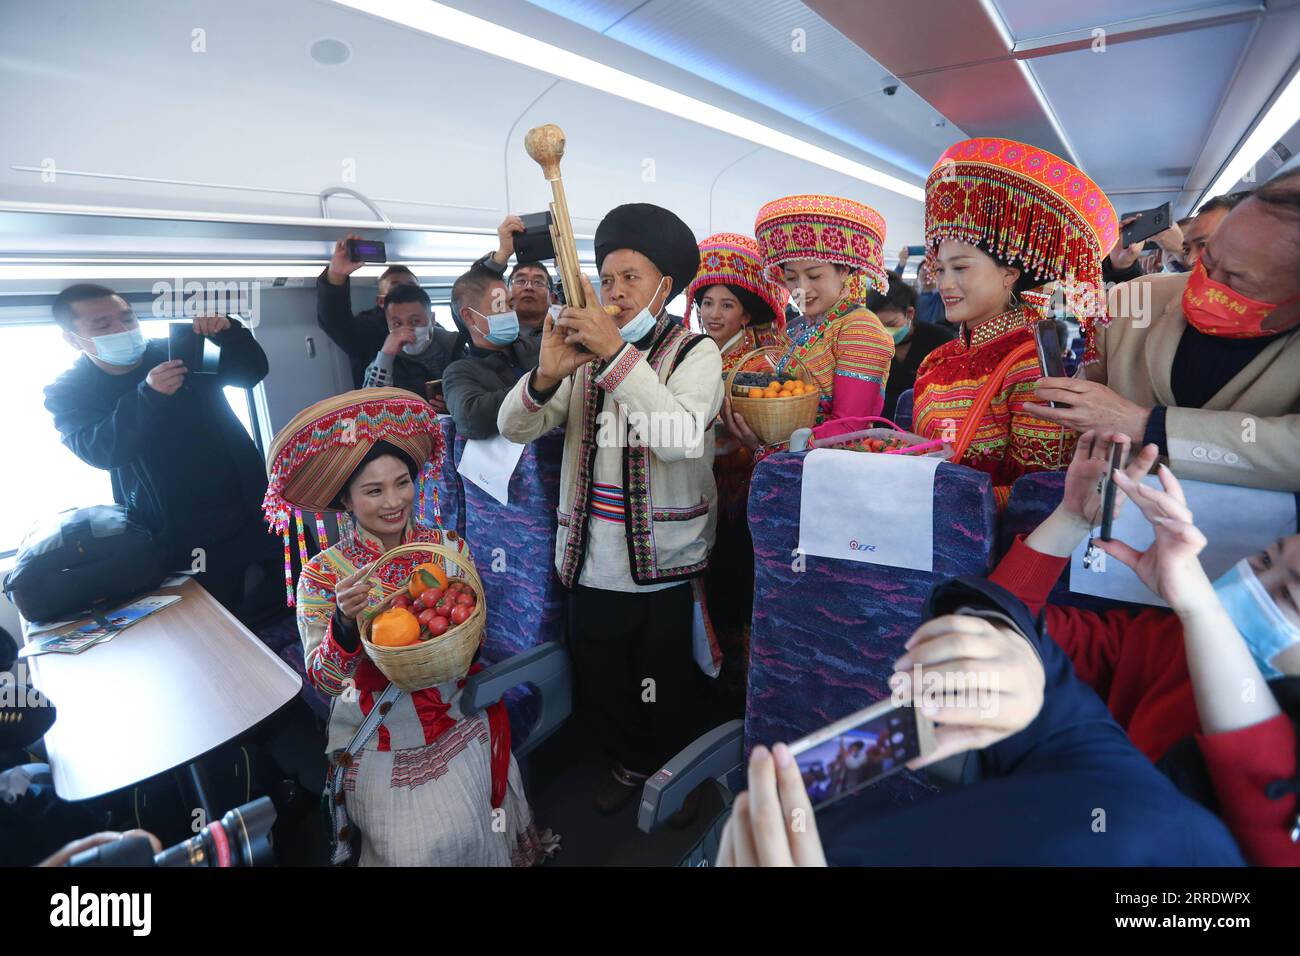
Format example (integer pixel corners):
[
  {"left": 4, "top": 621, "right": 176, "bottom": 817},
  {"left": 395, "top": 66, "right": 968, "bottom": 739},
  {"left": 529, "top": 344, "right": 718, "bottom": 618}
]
[{"left": 2, "top": 505, "right": 168, "bottom": 624}]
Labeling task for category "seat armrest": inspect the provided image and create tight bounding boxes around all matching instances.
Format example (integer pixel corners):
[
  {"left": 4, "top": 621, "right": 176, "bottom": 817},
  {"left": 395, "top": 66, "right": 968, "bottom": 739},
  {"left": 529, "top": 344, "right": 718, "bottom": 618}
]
[
  {"left": 637, "top": 719, "right": 745, "bottom": 833},
  {"left": 461, "top": 642, "right": 572, "bottom": 757}
]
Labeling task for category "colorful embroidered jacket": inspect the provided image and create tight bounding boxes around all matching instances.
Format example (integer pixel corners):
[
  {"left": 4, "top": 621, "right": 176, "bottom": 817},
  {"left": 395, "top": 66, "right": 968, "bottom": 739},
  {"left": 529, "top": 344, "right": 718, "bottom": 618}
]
[
  {"left": 497, "top": 313, "right": 723, "bottom": 591},
  {"left": 912, "top": 306, "right": 1075, "bottom": 507},
  {"left": 777, "top": 294, "right": 894, "bottom": 423},
  {"left": 295, "top": 521, "right": 488, "bottom": 752}
]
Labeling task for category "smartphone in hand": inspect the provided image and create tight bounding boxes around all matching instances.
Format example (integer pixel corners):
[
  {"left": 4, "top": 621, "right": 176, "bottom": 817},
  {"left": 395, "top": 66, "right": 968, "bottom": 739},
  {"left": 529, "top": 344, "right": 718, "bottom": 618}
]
[
  {"left": 167, "top": 322, "right": 220, "bottom": 375},
  {"left": 1098, "top": 441, "right": 1126, "bottom": 542},
  {"left": 1032, "top": 319, "right": 1068, "bottom": 407},
  {"left": 1119, "top": 202, "right": 1172, "bottom": 248},
  {"left": 346, "top": 238, "right": 387, "bottom": 263},
  {"left": 787, "top": 698, "right": 937, "bottom": 810}
]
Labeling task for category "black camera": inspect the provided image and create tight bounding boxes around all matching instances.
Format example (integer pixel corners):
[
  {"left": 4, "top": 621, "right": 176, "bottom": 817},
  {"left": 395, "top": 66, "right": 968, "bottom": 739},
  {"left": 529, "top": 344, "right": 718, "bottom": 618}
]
[{"left": 68, "top": 797, "right": 277, "bottom": 867}]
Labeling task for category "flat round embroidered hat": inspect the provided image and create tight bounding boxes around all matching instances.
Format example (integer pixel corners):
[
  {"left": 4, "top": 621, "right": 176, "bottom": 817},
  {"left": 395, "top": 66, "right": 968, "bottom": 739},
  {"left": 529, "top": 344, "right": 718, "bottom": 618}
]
[
  {"left": 925, "top": 136, "right": 1117, "bottom": 360},
  {"left": 684, "top": 232, "right": 790, "bottom": 333},
  {"left": 754, "top": 194, "right": 889, "bottom": 299},
  {"left": 263, "top": 388, "right": 446, "bottom": 603}
]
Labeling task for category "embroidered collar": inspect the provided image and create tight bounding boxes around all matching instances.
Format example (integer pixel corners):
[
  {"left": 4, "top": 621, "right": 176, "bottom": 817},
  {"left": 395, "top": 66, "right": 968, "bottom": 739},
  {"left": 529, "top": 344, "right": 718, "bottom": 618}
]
[
  {"left": 340, "top": 518, "right": 416, "bottom": 564},
  {"left": 962, "top": 307, "right": 1032, "bottom": 350}
]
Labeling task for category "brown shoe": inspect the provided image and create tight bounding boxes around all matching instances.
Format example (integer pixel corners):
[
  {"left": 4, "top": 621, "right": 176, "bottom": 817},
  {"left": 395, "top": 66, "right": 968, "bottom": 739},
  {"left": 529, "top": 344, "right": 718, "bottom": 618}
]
[{"left": 594, "top": 766, "right": 645, "bottom": 815}]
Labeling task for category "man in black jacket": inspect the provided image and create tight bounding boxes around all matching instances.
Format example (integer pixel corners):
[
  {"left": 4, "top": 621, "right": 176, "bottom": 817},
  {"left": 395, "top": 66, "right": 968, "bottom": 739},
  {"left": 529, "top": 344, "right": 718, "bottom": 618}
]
[
  {"left": 43, "top": 284, "right": 282, "bottom": 624},
  {"left": 316, "top": 236, "right": 462, "bottom": 401},
  {"left": 442, "top": 267, "right": 544, "bottom": 439}
]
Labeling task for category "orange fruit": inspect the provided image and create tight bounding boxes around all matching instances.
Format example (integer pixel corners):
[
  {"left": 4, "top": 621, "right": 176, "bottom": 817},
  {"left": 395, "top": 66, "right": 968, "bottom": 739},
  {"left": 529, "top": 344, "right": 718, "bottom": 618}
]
[
  {"left": 408, "top": 561, "right": 449, "bottom": 599},
  {"left": 747, "top": 387, "right": 762, "bottom": 399},
  {"left": 371, "top": 606, "right": 420, "bottom": 647}
]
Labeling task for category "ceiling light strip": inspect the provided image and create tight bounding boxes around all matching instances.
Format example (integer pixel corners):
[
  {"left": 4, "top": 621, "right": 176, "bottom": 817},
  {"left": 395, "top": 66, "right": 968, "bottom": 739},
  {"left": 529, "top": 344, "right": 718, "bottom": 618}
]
[
  {"left": 330, "top": 0, "right": 924, "bottom": 201},
  {"left": 1195, "top": 61, "right": 1300, "bottom": 210}
]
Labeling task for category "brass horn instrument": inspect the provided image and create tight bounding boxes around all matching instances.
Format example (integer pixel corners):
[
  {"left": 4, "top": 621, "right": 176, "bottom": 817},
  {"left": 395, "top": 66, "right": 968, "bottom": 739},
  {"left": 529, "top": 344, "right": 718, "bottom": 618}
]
[{"left": 524, "top": 124, "right": 614, "bottom": 315}]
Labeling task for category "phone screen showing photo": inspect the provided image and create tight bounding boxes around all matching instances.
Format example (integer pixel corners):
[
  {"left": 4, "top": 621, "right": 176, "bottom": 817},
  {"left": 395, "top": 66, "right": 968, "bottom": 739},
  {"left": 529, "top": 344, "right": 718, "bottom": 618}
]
[{"left": 793, "top": 706, "right": 920, "bottom": 809}]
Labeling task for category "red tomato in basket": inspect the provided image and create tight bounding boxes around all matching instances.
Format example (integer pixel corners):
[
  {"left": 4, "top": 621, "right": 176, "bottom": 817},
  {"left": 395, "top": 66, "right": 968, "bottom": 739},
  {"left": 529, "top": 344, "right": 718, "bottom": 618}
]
[
  {"left": 450, "top": 604, "right": 472, "bottom": 626},
  {"left": 455, "top": 591, "right": 474, "bottom": 606},
  {"left": 420, "top": 587, "right": 445, "bottom": 607},
  {"left": 417, "top": 608, "right": 438, "bottom": 628},
  {"left": 391, "top": 594, "right": 413, "bottom": 610},
  {"left": 427, "top": 615, "right": 450, "bottom": 637}
]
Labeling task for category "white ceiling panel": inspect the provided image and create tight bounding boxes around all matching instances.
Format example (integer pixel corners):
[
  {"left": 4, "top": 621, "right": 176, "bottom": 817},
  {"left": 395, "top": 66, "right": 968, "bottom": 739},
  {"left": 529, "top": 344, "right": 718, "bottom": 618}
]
[{"left": 1026, "top": 18, "right": 1257, "bottom": 208}]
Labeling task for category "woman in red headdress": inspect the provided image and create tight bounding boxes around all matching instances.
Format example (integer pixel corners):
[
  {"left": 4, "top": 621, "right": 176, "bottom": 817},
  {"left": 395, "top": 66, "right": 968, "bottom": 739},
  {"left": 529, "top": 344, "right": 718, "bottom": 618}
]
[{"left": 911, "top": 138, "right": 1118, "bottom": 508}]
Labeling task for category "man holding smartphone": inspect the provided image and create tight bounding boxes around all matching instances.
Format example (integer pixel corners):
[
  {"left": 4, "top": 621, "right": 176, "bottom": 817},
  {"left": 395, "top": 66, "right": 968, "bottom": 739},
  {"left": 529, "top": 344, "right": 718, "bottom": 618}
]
[
  {"left": 45, "top": 284, "right": 282, "bottom": 625},
  {"left": 1029, "top": 171, "right": 1300, "bottom": 492},
  {"left": 317, "top": 234, "right": 462, "bottom": 394}
]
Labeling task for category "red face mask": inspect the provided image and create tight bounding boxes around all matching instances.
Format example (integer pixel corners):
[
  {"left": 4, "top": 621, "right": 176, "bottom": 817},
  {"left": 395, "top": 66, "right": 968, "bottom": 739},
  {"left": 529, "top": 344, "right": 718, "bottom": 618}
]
[{"left": 1181, "top": 259, "right": 1299, "bottom": 339}]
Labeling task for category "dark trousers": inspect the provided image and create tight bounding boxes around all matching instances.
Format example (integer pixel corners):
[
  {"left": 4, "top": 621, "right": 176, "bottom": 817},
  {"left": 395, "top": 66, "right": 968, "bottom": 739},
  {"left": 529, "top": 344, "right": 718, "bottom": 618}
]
[{"left": 567, "top": 583, "right": 712, "bottom": 776}]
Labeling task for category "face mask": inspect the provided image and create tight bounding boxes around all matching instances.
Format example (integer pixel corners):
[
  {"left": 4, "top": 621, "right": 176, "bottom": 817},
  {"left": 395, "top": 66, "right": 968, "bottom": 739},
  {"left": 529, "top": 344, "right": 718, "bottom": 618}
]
[
  {"left": 467, "top": 308, "right": 519, "bottom": 346},
  {"left": 1181, "top": 260, "right": 1300, "bottom": 339},
  {"left": 79, "top": 327, "right": 147, "bottom": 366},
  {"left": 889, "top": 321, "right": 911, "bottom": 344},
  {"left": 1212, "top": 558, "right": 1300, "bottom": 678},
  {"left": 400, "top": 323, "right": 431, "bottom": 355},
  {"left": 619, "top": 277, "right": 669, "bottom": 344}
]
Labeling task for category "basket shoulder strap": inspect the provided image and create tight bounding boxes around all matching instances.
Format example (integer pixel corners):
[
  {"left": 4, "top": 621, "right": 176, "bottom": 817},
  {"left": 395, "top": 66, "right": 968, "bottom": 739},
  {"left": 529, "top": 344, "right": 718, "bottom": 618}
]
[
  {"left": 949, "top": 340, "right": 1038, "bottom": 465},
  {"left": 326, "top": 681, "right": 402, "bottom": 864}
]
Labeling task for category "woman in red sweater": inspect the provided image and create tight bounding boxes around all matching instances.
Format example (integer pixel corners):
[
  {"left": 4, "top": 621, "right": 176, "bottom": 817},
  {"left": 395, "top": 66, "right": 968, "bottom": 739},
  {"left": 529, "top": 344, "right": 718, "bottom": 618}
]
[{"left": 991, "top": 429, "right": 1300, "bottom": 865}]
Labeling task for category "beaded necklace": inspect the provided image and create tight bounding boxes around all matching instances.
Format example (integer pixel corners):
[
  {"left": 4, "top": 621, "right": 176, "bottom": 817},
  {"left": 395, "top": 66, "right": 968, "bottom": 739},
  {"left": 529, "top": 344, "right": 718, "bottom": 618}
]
[{"left": 776, "top": 293, "right": 858, "bottom": 376}]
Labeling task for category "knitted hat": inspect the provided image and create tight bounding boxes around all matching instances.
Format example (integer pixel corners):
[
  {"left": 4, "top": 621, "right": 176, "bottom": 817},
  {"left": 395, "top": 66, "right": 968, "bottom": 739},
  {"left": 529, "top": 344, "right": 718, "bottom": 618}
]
[{"left": 594, "top": 203, "right": 701, "bottom": 300}]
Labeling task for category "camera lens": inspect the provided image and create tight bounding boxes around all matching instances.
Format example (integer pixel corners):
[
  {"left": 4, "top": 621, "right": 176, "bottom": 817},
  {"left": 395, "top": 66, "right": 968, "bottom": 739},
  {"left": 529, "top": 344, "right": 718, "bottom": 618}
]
[{"left": 154, "top": 796, "right": 276, "bottom": 867}]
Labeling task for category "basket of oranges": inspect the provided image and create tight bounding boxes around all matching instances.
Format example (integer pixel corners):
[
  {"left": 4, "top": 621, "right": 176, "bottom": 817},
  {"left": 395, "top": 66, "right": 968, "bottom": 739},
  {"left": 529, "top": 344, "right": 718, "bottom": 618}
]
[
  {"left": 357, "top": 541, "right": 485, "bottom": 691},
  {"left": 724, "top": 347, "right": 820, "bottom": 446}
]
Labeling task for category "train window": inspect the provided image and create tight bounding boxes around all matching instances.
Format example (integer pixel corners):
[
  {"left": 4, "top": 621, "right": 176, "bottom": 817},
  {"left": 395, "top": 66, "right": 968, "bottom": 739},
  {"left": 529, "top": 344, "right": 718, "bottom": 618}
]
[{"left": 0, "top": 319, "right": 257, "bottom": 556}]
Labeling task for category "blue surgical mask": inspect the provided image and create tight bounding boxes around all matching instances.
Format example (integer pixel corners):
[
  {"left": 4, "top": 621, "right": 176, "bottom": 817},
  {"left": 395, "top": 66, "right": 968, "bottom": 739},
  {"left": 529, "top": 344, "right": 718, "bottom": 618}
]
[
  {"left": 80, "top": 327, "right": 147, "bottom": 366},
  {"left": 468, "top": 308, "right": 519, "bottom": 346},
  {"left": 401, "top": 322, "right": 431, "bottom": 355},
  {"left": 1212, "top": 558, "right": 1300, "bottom": 678},
  {"left": 619, "top": 277, "right": 669, "bottom": 344},
  {"left": 889, "top": 321, "right": 911, "bottom": 344}
]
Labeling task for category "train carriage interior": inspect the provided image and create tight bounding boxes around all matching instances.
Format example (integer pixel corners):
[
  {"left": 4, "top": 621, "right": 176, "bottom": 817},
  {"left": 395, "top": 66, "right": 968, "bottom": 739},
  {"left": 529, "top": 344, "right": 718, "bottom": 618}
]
[{"left": 2, "top": 0, "right": 1300, "bottom": 876}]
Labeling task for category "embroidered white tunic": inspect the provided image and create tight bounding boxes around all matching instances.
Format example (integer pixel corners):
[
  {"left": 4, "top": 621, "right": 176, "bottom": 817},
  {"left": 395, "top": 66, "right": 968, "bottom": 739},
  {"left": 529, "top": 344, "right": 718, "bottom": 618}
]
[{"left": 497, "top": 315, "right": 723, "bottom": 593}]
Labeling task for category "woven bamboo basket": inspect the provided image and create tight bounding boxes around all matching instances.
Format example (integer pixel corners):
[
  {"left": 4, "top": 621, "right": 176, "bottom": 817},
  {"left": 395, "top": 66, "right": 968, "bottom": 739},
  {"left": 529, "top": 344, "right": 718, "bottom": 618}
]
[
  {"left": 724, "top": 346, "right": 820, "bottom": 446},
  {"left": 357, "top": 542, "right": 485, "bottom": 691}
]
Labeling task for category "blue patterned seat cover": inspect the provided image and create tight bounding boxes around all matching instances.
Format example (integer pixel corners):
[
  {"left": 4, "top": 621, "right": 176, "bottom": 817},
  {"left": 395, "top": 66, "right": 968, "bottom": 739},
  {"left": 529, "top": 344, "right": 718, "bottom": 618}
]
[{"left": 745, "top": 452, "right": 999, "bottom": 806}]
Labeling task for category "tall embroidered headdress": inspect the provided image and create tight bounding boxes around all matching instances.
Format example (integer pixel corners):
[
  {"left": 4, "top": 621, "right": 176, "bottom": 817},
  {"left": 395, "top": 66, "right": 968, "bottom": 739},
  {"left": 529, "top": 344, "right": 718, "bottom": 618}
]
[
  {"left": 754, "top": 194, "right": 889, "bottom": 304},
  {"left": 925, "top": 137, "right": 1117, "bottom": 362}
]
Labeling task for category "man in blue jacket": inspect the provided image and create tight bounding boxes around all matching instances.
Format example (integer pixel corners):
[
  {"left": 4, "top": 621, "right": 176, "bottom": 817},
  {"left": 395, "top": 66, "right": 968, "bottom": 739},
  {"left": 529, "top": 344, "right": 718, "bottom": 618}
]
[
  {"left": 43, "top": 284, "right": 282, "bottom": 625},
  {"left": 717, "top": 576, "right": 1244, "bottom": 866}
]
